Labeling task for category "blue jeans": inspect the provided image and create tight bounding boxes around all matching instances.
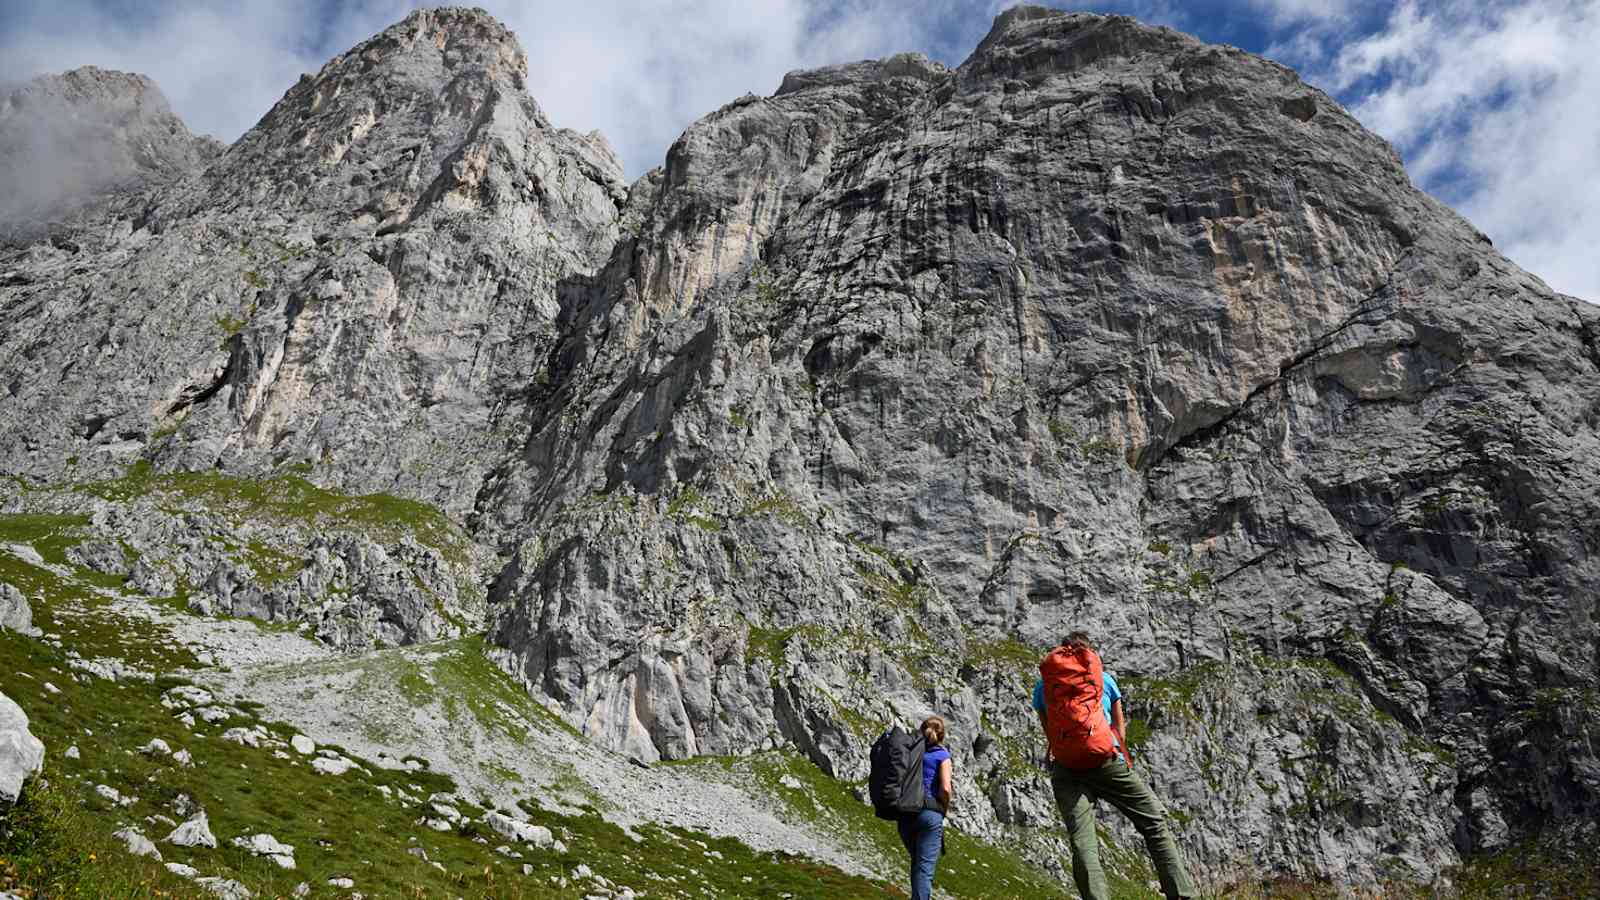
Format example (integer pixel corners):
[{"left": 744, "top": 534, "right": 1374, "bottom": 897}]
[{"left": 897, "top": 808, "right": 943, "bottom": 900}]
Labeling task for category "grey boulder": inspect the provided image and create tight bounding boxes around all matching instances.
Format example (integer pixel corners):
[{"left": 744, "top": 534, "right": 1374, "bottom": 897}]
[
  {"left": 484, "top": 811, "right": 554, "bottom": 848},
  {"left": 195, "top": 877, "right": 252, "bottom": 900},
  {"left": 0, "top": 582, "right": 39, "bottom": 637},
  {"left": 231, "top": 832, "right": 296, "bottom": 869},
  {"left": 0, "top": 690, "right": 44, "bottom": 805},
  {"left": 166, "top": 810, "right": 218, "bottom": 848},
  {"left": 113, "top": 826, "right": 163, "bottom": 860}
]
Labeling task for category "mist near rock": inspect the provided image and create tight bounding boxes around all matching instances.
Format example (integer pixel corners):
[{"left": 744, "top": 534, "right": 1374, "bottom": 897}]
[{"left": 0, "top": 66, "right": 216, "bottom": 242}]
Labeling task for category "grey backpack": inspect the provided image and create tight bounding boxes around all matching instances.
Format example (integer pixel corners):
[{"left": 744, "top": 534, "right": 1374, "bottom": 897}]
[{"left": 868, "top": 725, "right": 925, "bottom": 820}]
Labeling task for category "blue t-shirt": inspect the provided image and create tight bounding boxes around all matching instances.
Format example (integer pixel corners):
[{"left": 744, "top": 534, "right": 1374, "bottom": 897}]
[
  {"left": 922, "top": 745, "right": 950, "bottom": 800},
  {"left": 1032, "top": 672, "right": 1122, "bottom": 747}
]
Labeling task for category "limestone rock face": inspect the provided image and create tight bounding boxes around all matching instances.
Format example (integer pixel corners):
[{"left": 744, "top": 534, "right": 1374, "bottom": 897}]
[
  {"left": 0, "top": 7, "right": 624, "bottom": 517},
  {"left": 483, "top": 4, "right": 1600, "bottom": 886},
  {"left": 8, "top": 469, "right": 483, "bottom": 650},
  {"left": 1, "top": 3, "right": 1597, "bottom": 889},
  {"left": 0, "top": 66, "right": 220, "bottom": 243}
]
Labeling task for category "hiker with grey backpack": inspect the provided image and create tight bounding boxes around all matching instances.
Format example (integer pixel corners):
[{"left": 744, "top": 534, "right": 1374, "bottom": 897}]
[{"left": 869, "top": 715, "right": 953, "bottom": 900}]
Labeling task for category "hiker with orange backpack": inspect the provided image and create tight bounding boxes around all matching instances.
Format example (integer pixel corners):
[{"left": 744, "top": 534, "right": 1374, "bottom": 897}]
[
  {"left": 1033, "top": 631, "right": 1195, "bottom": 900},
  {"left": 1033, "top": 649, "right": 1132, "bottom": 768}
]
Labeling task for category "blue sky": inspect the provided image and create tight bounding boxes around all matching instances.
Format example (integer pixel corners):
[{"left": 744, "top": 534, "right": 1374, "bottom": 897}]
[{"left": 2, "top": 1, "right": 1595, "bottom": 301}]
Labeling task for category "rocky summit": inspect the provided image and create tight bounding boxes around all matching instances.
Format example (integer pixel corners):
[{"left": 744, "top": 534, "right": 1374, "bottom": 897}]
[
  {"left": 1, "top": 5, "right": 1597, "bottom": 898},
  {"left": 0, "top": 65, "right": 221, "bottom": 244}
]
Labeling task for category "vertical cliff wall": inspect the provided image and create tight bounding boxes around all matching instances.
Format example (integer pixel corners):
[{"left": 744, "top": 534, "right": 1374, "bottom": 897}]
[{"left": 482, "top": 6, "right": 1599, "bottom": 885}]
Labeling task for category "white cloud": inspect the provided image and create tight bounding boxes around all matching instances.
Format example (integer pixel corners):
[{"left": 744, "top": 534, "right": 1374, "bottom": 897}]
[
  {"left": 492, "top": 0, "right": 891, "bottom": 177},
  {"left": 2, "top": 0, "right": 1199, "bottom": 180},
  {"left": 1, "top": 2, "right": 357, "bottom": 141},
  {"left": 481, "top": 0, "right": 1024, "bottom": 175},
  {"left": 1248, "top": 0, "right": 1362, "bottom": 26},
  {"left": 1312, "top": 0, "right": 1600, "bottom": 301}
]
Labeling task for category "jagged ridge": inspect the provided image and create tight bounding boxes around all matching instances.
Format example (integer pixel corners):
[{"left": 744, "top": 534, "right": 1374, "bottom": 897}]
[{"left": 0, "top": 4, "right": 1596, "bottom": 892}]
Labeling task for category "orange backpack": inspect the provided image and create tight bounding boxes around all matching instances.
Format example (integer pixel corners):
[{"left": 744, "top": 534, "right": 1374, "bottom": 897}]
[{"left": 1040, "top": 645, "right": 1118, "bottom": 769}]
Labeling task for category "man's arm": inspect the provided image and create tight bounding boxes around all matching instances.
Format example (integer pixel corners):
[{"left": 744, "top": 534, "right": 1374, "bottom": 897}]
[{"left": 1111, "top": 698, "right": 1133, "bottom": 766}]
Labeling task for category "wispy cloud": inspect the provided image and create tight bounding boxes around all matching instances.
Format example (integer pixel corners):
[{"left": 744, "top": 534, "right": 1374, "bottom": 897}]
[
  {"left": 485, "top": 0, "right": 986, "bottom": 177},
  {"left": 1287, "top": 0, "right": 1600, "bottom": 301},
  {"left": 1, "top": 0, "right": 1593, "bottom": 300},
  {"left": 1, "top": 2, "right": 345, "bottom": 142}
]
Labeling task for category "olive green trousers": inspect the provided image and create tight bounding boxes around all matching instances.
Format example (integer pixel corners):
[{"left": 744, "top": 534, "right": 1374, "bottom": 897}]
[{"left": 1049, "top": 757, "right": 1196, "bottom": 900}]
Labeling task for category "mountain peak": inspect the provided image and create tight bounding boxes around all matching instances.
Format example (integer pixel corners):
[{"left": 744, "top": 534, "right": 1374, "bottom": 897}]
[
  {"left": 234, "top": 4, "right": 535, "bottom": 159},
  {"left": 356, "top": 6, "right": 529, "bottom": 88},
  {"left": 964, "top": 5, "right": 1199, "bottom": 78},
  {"left": 774, "top": 53, "right": 949, "bottom": 97},
  {"left": 0, "top": 66, "right": 215, "bottom": 241},
  {"left": 29, "top": 65, "right": 164, "bottom": 105},
  {"left": 191, "top": 4, "right": 625, "bottom": 231}
]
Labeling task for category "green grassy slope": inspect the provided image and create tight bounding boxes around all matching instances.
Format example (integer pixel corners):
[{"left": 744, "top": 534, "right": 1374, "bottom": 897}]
[
  {"left": 0, "top": 503, "right": 1061, "bottom": 899},
  {"left": 7, "top": 492, "right": 1591, "bottom": 899}
]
